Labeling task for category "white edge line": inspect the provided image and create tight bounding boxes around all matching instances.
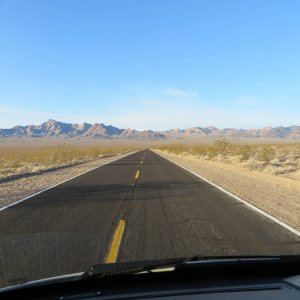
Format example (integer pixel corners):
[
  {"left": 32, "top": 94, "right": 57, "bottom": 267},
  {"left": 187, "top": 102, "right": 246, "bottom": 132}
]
[
  {"left": 0, "top": 151, "right": 137, "bottom": 212},
  {"left": 154, "top": 151, "right": 300, "bottom": 238}
]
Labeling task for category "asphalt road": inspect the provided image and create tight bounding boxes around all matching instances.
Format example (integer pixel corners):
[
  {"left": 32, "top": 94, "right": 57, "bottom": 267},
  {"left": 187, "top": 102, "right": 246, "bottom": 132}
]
[{"left": 0, "top": 149, "right": 300, "bottom": 287}]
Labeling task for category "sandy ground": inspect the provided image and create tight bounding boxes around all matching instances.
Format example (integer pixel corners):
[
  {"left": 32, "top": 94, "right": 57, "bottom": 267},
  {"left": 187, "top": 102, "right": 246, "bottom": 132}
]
[
  {"left": 0, "top": 151, "right": 136, "bottom": 209},
  {"left": 154, "top": 150, "right": 300, "bottom": 232}
]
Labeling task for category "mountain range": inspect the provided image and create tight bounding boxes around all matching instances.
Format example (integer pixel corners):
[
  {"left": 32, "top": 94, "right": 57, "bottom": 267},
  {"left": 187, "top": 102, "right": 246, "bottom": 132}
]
[{"left": 1, "top": 120, "right": 300, "bottom": 140}]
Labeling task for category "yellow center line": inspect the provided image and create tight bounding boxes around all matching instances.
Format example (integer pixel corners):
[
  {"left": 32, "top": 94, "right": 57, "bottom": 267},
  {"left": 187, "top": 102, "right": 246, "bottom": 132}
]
[
  {"left": 140, "top": 160, "right": 143, "bottom": 165},
  {"left": 135, "top": 170, "right": 140, "bottom": 180},
  {"left": 105, "top": 219, "right": 125, "bottom": 264}
]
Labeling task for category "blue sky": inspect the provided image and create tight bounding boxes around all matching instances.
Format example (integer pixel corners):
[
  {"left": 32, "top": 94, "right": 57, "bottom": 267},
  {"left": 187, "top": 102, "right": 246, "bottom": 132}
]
[{"left": 0, "top": 0, "right": 299, "bottom": 130}]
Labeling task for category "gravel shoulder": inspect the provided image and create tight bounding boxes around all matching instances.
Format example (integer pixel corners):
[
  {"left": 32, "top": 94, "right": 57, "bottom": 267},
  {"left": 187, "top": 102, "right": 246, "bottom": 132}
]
[
  {"left": 0, "top": 151, "right": 136, "bottom": 209},
  {"left": 154, "top": 150, "right": 300, "bottom": 232}
]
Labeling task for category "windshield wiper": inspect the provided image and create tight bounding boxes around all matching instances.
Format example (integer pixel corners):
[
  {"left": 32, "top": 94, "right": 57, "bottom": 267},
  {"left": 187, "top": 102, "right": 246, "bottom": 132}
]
[
  {"left": 79, "top": 255, "right": 300, "bottom": 280},
  {"left": 79, "top": 257, "right": 188, "bottom": 279}
]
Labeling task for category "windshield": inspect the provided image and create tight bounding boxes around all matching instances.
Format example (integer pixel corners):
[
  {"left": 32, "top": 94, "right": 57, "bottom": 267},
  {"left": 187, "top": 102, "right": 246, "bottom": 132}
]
[{"left": 1, "top": 0, "right": 300, "bottom": 290}]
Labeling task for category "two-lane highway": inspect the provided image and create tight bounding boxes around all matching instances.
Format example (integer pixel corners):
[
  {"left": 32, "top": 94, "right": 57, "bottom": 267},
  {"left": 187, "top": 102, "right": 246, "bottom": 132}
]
[{"left": 0, "top": 150, "right": 300, "bottom": 288}]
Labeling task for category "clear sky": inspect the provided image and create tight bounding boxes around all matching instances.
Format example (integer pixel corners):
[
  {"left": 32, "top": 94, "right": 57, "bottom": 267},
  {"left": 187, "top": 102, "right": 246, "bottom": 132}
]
[{"left": 0, "top": 0, "right": 299, "bottom": 130}]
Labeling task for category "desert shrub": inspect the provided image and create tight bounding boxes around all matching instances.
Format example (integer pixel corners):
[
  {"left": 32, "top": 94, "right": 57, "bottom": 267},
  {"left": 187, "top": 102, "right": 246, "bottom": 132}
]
[
  {"left": 160, "top": 144, "right": 189, "bottom": 155},
  {"left": 256, "top": 146, "right": 276, "bottom": 162},
  {"left": 213, "top": 140, "right": 232, "bottom": 155},
  {"left": 237, "top": 145, "right": 253, "bottom": 161}
]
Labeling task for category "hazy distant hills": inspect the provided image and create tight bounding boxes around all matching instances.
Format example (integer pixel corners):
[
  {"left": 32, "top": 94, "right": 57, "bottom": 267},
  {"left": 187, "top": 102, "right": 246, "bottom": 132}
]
[
  {"left": 160, "top": 125, "right": 300, "bottom": 139},
  {"left": 1, "top": 119, "right": 300, "bottom": 140}
]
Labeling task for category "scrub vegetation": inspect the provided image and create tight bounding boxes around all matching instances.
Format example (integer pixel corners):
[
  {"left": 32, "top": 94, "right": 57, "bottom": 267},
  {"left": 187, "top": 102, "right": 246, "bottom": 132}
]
[
  {"left": 0, "top": 145, "right": 137, "bottom": 179},
  {"left": 157, "top": 140, "right": 300, "bottom": 177}
]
